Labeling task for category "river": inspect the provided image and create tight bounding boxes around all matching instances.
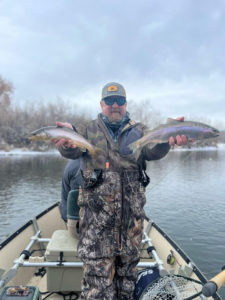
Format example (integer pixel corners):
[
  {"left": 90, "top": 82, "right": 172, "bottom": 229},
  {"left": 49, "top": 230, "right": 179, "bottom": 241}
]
[{"left": 0, "top": 147, "right": 225, "bottom": 297}]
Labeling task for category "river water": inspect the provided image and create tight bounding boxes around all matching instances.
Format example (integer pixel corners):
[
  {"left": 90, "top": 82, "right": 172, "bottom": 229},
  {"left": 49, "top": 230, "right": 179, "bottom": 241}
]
[{"left": 0, "top": 147, "right": 225, "bottom": 297}]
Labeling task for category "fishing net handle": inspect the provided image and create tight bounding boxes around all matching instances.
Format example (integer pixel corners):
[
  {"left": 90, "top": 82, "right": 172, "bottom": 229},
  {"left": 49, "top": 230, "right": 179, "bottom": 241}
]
[{"left": 201, "top": 267, "right": 225, "bottom": 298}]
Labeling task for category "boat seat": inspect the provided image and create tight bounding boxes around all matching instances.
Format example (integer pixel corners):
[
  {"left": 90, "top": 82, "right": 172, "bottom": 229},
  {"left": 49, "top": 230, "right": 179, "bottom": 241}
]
[{"left": 45, "top": 230, "right": 79, "bottom": 262}]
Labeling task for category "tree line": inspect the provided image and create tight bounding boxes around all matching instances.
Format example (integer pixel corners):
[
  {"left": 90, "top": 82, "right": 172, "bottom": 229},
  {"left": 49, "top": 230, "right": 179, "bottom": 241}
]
[
  {"left": 0, "top": 75, "right": 164, "bottom": 151},
  {"left": 0, "top": 76, "right": 91, "bottom": 150},
  {"left": 0, "top": 76, "right": 224, "bottom": 151}
]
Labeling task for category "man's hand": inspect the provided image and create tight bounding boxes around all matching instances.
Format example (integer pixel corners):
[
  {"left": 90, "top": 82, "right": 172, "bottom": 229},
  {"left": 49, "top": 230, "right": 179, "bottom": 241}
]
[
  {"left": 56, "top": 121, "right": 73, "bottom": 130},
  {"left": 51, "top": 121, "right": 77, "bottom": 148},
  {"left": 168, "top": 116, "right": 188, "bottom": 147},
  {"left": 169, "top": 135, "right": 187, "bottom": 146}
]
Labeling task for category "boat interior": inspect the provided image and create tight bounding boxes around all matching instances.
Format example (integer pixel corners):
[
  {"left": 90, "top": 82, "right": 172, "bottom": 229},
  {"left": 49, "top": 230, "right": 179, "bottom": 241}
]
[{"left": 0, "top": 203, "right": 221, "bottom": 299}]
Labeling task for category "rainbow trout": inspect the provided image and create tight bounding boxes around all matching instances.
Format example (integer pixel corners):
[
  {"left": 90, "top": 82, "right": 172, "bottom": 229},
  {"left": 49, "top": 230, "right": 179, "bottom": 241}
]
[
  {"left": 29, "top": 126, "right": 101, "bottom": 158},
  {"left": 129, "top": 119, "right": 220, "bottom": 158}
]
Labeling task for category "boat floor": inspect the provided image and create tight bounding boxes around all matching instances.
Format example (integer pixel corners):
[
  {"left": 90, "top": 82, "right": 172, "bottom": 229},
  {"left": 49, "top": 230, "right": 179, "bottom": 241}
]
[{"left": 26, "top": 256, "right": 154, "bottom": 299}]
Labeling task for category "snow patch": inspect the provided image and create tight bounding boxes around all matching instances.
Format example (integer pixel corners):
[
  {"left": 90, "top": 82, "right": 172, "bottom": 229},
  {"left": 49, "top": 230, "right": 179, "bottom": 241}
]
[{"left": 0, "top": 149, "right": 60, "bottom": 156}]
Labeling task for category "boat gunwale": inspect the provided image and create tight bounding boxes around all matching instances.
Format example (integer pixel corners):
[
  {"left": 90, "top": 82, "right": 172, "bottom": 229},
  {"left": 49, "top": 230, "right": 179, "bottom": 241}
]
[
  {"left": 0, "top": 202, "right": 59, "bottom": 250},
  {"left": 151, "top": 222, "right": 205, "bottom": 280}
]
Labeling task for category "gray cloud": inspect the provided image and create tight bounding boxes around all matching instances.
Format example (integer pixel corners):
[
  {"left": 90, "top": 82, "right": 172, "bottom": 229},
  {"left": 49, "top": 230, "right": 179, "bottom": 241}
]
[{"left": 0, "top": 0, "right": 225, "bottom": 126}]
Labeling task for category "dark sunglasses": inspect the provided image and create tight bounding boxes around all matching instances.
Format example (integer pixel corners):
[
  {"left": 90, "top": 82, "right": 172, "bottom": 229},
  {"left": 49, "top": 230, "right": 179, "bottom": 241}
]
[{"left": 103, "top": 96, "right": 126, "bottom": 106}]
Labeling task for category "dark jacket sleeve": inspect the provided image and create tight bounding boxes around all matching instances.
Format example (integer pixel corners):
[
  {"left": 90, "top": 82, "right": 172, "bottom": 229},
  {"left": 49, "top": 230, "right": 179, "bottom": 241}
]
[
  {"left": 142, "top": 143, "right": 170, "bottom": 161},
  {"left": 58, "top": 147, "right": 83, "bottom": 160}
]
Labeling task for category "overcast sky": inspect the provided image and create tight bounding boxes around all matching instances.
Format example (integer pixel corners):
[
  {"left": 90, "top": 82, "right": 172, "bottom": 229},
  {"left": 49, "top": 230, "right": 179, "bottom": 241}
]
[{"left": 1, "top": 0, "right": 225, "bottom": 127}]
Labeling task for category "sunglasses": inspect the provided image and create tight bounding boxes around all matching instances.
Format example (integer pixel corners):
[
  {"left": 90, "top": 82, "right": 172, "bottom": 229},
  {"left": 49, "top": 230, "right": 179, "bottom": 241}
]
[{"left": 103, "top": 96, "right": 126, "bottom": 106}]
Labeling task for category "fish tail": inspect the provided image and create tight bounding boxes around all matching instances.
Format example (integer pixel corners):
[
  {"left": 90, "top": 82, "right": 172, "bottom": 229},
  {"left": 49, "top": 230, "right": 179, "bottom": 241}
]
[
  {"left": 90, "top": 147, "right": 102, "bottom": 159},
  {"left": 28, "top": 135, "right": 34, "bottom": 141},
  {"left": 128, "top": 142, "right": 142, "bottom": 160},
  {"left": 128, "top": 141, "right": 137, "bottom": 153}
]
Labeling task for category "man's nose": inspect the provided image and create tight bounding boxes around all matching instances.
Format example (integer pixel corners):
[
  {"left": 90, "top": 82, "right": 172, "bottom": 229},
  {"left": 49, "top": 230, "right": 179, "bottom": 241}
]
[{"left": 112, "top": 101, "right": 119, "bottom": 108}]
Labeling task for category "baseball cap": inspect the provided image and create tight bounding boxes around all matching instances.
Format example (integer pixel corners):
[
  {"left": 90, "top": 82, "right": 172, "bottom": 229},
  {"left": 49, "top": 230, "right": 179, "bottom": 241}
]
[{"left": 101, "top": 82, "right": 126, "bottom": 99}]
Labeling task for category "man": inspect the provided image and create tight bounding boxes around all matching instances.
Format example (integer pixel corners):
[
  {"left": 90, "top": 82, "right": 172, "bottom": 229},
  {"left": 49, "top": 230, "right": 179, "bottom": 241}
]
[
  {"left": 53, "top": 82, "right": 187, "bottom": 300},
  {"left": 60, "top": 158, "right": 83, "bottom": 222}
]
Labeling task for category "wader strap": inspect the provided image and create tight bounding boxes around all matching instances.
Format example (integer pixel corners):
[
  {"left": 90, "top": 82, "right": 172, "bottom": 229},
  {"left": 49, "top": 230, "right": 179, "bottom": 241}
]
[
  {"left": 84, "top": 169, "right": 103, "bottom": 189},
  {"left": 138, "top": 154, "right": 150, "bottom": 187}
]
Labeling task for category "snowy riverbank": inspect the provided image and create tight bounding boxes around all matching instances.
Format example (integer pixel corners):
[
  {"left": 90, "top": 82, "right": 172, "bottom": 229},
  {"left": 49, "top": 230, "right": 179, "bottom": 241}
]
[
  {"left": 0, "top": 144, "right": 225, "bottom": 157},
  {"left": 0, "top": 148, "right": 60, "bottom": 156}
]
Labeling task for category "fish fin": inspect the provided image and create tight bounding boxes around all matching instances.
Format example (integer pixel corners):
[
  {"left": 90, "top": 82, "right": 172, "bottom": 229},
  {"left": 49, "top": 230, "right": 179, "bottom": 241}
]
[
  {"left": 146, "top": 139, "right": 164, "bottom": 145},
  {"left": 134, "top": 148, "right": 142, "bottom": 161},
  {"left": 167, "top": 117, "right": 179, "bottom": 123},
  {"left": 90, "top": 147, "right": 102, "bottom": 159},
  {"left": 167, "top": 117, "right": 185, "bottom": 123},
  {"left": 79, "top": 147, "right": 86, "bottom": 152}
]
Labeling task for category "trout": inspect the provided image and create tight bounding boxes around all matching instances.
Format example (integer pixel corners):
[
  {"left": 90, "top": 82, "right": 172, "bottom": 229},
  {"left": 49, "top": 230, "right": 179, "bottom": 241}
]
[
  {"left": 129, "top": 119, "right": 220, "bottom": 158},
  {"left": 29, "top": 126, "right": 101, "bottom": 158}
]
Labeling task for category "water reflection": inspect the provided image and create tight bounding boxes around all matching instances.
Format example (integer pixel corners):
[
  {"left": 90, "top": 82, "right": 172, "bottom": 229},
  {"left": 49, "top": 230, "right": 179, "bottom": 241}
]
[{"left": 0, "top": 154, "right": 68, "bottom": 239}]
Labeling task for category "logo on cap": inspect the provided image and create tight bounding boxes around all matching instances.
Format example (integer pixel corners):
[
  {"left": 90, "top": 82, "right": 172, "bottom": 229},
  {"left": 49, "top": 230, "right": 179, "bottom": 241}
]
[{"left": 107, "top": 85, "right": 118, "bottom": 92}]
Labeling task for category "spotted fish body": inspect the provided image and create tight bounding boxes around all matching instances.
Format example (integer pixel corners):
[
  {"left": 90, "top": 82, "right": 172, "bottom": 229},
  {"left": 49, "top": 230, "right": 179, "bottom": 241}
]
[
  {"left": 29, "top": 126, "right": 101, "bottom": 158},
  {"left": 128, "top": 119, "right": 220, "bottom": 156}
]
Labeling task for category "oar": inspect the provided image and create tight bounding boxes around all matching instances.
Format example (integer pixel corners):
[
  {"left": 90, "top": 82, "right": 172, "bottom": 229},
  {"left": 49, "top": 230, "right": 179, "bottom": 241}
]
[{"left": 201, "top": 266, "right": 225, "bottom": 299}]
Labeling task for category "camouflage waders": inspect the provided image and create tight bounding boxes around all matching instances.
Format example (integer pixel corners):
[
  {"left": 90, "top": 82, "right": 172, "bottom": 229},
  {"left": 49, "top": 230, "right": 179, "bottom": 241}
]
[{"left": 78, "top": 170, "right": 146, "bottom": 299}]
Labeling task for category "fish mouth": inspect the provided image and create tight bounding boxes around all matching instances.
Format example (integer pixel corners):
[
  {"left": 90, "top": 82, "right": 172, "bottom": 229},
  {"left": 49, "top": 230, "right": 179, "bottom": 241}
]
[{"left": 213, "top": 128, "right": 220, "bottom": 136}]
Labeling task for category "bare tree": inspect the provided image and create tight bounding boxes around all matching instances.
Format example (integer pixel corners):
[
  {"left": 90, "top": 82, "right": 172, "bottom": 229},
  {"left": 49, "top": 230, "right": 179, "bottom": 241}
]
[
  {"left": 0, "top": 76, "right": 13, "bottom": 126},
  {"left": 0, "top": 76, "right": 13, "bottom": 106},
  {"left": 128, "top": 98, "right": 163, "bottom": 128}
]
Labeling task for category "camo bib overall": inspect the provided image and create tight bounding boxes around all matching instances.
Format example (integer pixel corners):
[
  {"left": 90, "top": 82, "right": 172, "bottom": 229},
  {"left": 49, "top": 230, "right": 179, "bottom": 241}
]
[{"left": 77, "top": 115, "right": 147, "bottom": 300}]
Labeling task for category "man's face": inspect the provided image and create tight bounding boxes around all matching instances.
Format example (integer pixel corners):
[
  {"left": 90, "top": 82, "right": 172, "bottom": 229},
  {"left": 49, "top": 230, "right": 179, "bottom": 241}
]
[{"left": 100, "top": 99, "right": 127, "bottom": 122}]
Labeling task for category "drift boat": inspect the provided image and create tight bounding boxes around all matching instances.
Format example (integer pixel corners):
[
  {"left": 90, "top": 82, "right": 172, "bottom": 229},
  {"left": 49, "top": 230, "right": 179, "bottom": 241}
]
[{"left": 0, "top": 202, "right": 224, "bottom": 300}]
